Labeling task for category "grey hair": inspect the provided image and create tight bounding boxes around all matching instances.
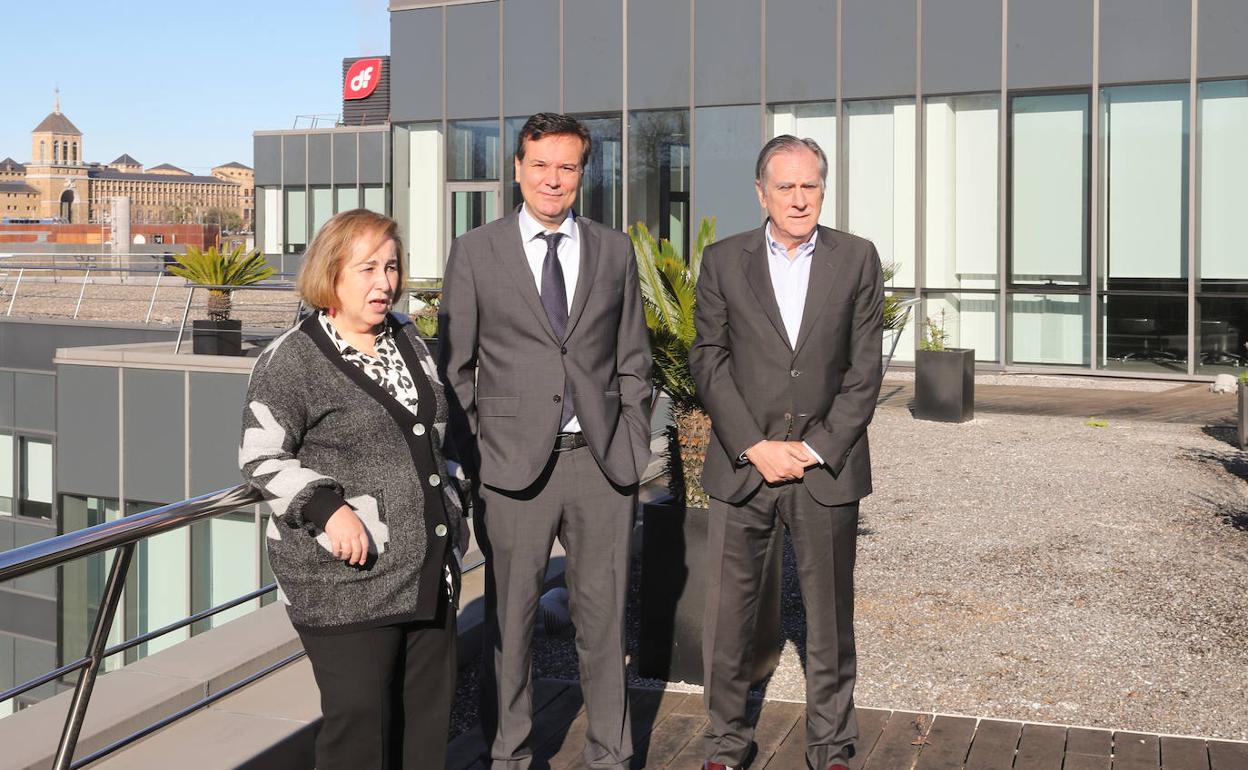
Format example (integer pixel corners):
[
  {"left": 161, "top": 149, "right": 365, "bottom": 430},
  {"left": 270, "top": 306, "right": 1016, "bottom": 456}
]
[{"left": 755, "top": 134, "right": 829, "bottom": 185}]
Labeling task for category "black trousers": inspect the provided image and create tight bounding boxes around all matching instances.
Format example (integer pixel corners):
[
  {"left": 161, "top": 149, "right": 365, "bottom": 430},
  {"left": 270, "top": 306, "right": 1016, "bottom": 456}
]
[{"left": 299, "top": 590, "right": 457, "bottom": 770}]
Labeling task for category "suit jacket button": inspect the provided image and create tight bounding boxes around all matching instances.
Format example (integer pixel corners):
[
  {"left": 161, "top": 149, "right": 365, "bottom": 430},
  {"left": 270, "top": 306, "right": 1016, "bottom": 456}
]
[
  {"left": 429, "top": 474, "right": 441, "bottom": 487},
  {"left": 560, "top": 346, "right": 567, "bottom": 354},
  {"left": 790, "top": 369, "right": 801, "bottom": 378},
  {"left": 412, "top": 423, "right": 426, "bottom": 436},
  {"left": 784, "top": 412, "right": 793, "bottom": 421},
  {"left": 553, "top": 394, "right": 562, "bottom": 403},
  {"left": 435, "top": 524, "right": 448, "bottom": 537}
]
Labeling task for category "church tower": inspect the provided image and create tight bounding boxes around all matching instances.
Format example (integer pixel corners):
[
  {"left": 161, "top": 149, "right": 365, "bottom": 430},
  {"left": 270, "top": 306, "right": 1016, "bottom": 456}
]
[{"left": 26, "top": 89, "right": 89, "bottom": 222}]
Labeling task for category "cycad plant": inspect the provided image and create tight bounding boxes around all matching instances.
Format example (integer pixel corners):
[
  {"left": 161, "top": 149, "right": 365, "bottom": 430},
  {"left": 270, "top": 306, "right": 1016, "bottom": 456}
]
[
  {"left": 630, "top": 217, "right": 716, "bottom": 509},
  {"left": 169, "top": 244, "right": 274, "bottom": 322}
]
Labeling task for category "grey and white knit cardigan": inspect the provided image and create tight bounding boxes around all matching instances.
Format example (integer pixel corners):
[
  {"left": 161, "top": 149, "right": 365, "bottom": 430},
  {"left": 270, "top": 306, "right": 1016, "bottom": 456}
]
[{"left": 239, "top": 313, "right": 464, "bottom": 634}]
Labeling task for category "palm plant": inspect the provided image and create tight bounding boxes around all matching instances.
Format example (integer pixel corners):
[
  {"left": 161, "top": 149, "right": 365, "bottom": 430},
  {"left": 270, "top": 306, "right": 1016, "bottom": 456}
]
[{"left": 169, "top": 244, "right": 274, "bottom": 322}]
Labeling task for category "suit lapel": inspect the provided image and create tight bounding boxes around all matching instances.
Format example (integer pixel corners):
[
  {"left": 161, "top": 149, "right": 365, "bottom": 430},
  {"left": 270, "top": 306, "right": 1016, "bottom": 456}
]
[
  {"left": 793, "top": 228, "right": 841, "bottom": 356},
  {"left": 489, "top": 212, "right": 558, "bottom": 342},
  {"left": 564, "top": 217, "right": 599, "bottom": 340},
  {"left": 742, "top": 227, "right": 792, "bottom": 352}
]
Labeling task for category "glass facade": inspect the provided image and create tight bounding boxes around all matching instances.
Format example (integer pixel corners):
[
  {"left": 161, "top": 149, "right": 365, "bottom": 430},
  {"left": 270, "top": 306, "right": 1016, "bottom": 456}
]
[
  {"left": 448, "top": 120, "right": 501, "bottom": 182},
  {"left": 628, "top": 110, "right": 690, "bottom": 257},
  {"left": 769, "top": 102, "right": 837, "bottom": 229}
]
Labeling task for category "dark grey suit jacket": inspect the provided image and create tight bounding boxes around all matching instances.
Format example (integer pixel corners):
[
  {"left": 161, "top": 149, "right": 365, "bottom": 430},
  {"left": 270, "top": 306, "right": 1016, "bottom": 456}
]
[
  {"left": 439, "top": 211, "right": 653, "bottom": 491},
  {"left": 690, "top": 224, "right": 884, "bottom": 507}
]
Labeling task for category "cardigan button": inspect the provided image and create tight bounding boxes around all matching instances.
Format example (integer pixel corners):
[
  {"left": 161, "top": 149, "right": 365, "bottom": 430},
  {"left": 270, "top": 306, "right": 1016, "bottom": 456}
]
[
  {"left": 412, "top": 423, "right": 426, "bottom": 436},
  {"left": 434, "top": 524, "right": 448, "bottom": 537},
  {"left": 429, "top": 474, "right": 441, "bottom": 487}
]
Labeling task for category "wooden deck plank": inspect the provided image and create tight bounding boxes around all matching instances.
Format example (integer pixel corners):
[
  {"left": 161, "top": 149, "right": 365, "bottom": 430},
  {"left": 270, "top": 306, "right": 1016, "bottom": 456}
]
[
  {"left": 1068, "top": 728, "right": 1114, "bottom": 758},
  {"left": 445, "top": 681, "right": 573, "bottom": 770},
  {"left": 640, "top": 694, "right": 705, "bottom": 769},
  {"left": 1112, "top": 731, "right": 1160, "bottom": 770},
  {"left": 848, "top": 708, "right": 894, "bottom": 770},
  {"left": 1065, "top": 756, "right": 1112, "bottom": 770},
  {"left": 1207, "top": 741, "right": 1248, "bottom": 770},
  {"left": 627, "top": 688, "right": 689, "bottom": 769},
  {"left": 861, "top": 711, "right": 931, "bottom": 770},
  {"left": 912, "top": 714, "right": 977, "bottom": 770},
  {"left": 527, "top": 684, "right": 586, "bottom": 765},
  {"left": 748, "top": 699, "right": 805, "bottom": 768},
  {"left": 1013, "top": 723, "right": 1067, "bottom": 770},
  {"left": 763, "top": 711, "right": 815, "bottom": 770},
  {"left": 963, "top": 720, "right": 1022, "bottom": 770},
  {"left": 1159, "top": 736, "right": 1210, "bottom": 770},
  {"left": 543, "top": 703, "right": 590, "bottom": 770}
]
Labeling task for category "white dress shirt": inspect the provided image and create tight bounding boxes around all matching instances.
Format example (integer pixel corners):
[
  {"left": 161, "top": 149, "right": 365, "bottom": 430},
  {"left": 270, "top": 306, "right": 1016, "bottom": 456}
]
[{"left": 518, "top": 204, "right": 582, "bottom": 433}]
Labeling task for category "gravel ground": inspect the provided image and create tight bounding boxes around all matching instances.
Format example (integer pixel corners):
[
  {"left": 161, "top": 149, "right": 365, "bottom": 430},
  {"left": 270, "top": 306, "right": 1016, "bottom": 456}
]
[{"left": 453, "top": 409, "right": 1248, "bottom": 743}]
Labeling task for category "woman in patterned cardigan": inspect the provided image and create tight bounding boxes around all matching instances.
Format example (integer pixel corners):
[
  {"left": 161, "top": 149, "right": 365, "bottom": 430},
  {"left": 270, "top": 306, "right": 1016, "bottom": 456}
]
[{"left": 239, "top": 209, "right": 465, "bottom": 770}]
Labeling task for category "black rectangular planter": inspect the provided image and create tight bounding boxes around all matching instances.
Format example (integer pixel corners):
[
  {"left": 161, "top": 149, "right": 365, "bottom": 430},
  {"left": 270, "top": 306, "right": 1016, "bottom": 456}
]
[
  {"left": 191, "top": 319, "right": 243, "bottom": 356},
  {"left": 915, "top": 348, "right": 975, "bottom": 423},
  {"left": 1239, "top": 383, "right": 1246, "bottom": 450},
  {"left": 638, "top": 502, "right": 783, "bottom": 686}
]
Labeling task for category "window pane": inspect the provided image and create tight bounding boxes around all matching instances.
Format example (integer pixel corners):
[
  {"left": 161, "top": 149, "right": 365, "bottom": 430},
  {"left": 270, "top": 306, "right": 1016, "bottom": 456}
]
[
  {"left": 19, "top": 437, "right": 52, "bottom": 519},
  {"left": 628, "top": 110, "right": 690, "bottom": 257},
  {"left": 261, "top": 187, "right": 281, "bottom": 255},
  {"left": 1011, "top": 93, "right": 1089, "bottom": 285},
  {"left": 310, "top": 186, "right": 333, "bottom": 236},
  {"left": 283, "top": 188, "right": 307, "bottom": 253},
  {"left": 769, "top": 102, "right": 837, "bottom": 229},
  {"left": 924, "top": 94, "right": 999, "bottom": 290},
  {"left": 448, "top": 120, "right": 500, "bottom": 181},
  {"left": 1008, "top": 293, "right": 1090, "bottom": 366},
  {"left": 846, "top": 99, "right": 916, "bottom": 287},
  {"left": 924, "top": 293, "right": 999, "bottom": 361},
  {"left": 1101, "top": 84, "right": 1189, "bottom": 287},
  {"left": 1198, "top": 80, "right": 1248, "bottom": 292},
  {"left": 393, "top": 123, "right": 444, "bottom": 280},
  {"left": 362, "top": 185, "right": 386, "bottom": 214},
  {"left": 335, "top": 185, "right": 359, "bottom": 213},
  {"left": 191, "top": 510, "right": 258, "bottom": 634},
  {"left": 0, "top": 433, "right": 11, "bottom": 516},
  {"left": 1101, "top": 294, "right": 1188, "bottom": 373},
  {"left": 124, "top": 500, "right": 189, "bottom": 660},
  {"left": 59, "top": 496, "right": 124, "bottom": 671},
  {"left": 505, "top": 115, "right": 625, "bottom": 232},
  {"left": 1197, "top": 297, "right": 1248, "bottom": 376}
]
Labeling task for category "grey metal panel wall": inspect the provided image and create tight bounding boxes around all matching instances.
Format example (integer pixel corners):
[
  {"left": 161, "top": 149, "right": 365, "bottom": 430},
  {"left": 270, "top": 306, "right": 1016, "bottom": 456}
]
[
  {"left": 564, "top": 0, "right": 623, "bottom": 113},
  {"left": 0, "top": 593, "right": 55, "bottom": 643},
  {"left": 307, "top": 134, "right": 332, "bottom": 185},
  {"left": 254, "top": 135, "right": 282, "bottom": 186},
  {"left": 0, "top": 372, "right": 12, "bottom": 426},
  {"left": 359, "top": 132, "right": 387, "bottom": 184},
  {"left": 188, "top": 373, "right": 248, "bottom": 497},
  {"left": 842, "top": 0, "right": 917, "bottom": 99},
  {"left": 765, "top": 0, "right": 837, "bottom": 104},
  {"left": 628, "top": 0, "right": 691, "bottom": 110},
  {"left": 1007, "top": 0, "right": 1093, "bottom": 89},
  {"left": 122, "top": 369, "right": 185, "bottom": 504},
  {"left": 446, "top": 2, "right": 501, "bottom": 119},
  {"left": 333, "top": 132, "right": 358, "bottom": 185},
  {"left": 1100, "top": 0, "right": 1190, "bottom": 85},
  {"left": 14, "top": 373, "right": 53, "bottom": 432},
  {"left": 13, "top": 638, "right": 54, "bottom": 696},
  {"left": 56, "top": 365, "right": 119, "bottom": 498},
  {"left": 0, "top": 633, "right": 12, "bottom": 692},
  {"left": 503, "top": 0, "right": 560, "bottom": 116},
  {"left": 390, "top": 7, "right": 445, "bottom": 122},
  {"left": 1199, "top": 0, "right": 1248, "bottom": 79},
  {"left": 282, "top": 135, "right": 307, "bottom": 186},
  {"left": 694, "top": 0, "right": 761, "bottom": 106},
  {"left": 0, "top": 320, "right": 178, "bottom": 372},
  {"left": 10, "top": 521, "right": 55, "bottom": 598},
  {"left": 693, "top": 104, "right": 764, "bottom": 238},
  {"left": 923, "top": 0, "right": 1002, "bottom": 95}
]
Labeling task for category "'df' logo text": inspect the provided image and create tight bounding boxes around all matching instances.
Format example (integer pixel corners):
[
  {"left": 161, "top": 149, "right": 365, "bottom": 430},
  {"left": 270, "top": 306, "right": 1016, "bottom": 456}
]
[{"left": 344, "top": 58, "right": 383, "bottom": 100}]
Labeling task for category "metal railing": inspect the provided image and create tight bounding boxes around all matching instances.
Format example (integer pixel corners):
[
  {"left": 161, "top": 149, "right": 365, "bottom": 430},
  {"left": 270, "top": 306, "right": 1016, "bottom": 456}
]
[{"left": 0, "top": 485, "right": 278, "bottom": 770}]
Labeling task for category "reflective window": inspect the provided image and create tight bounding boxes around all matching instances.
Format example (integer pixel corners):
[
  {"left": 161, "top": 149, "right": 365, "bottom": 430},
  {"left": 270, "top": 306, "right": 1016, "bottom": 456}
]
[
  {"left": 628, "top": 110, "right": 690, "bottom": 257},
  {"left": 0, "top": 433, "right": 11, "bottom": 516},
  {"left": 60, "top": 496, "right": 124, "bottom": 671},
  {"left": 448, "top": 120, "right": 500, "bottom": 181},
  {"left": 362, "top": 185, "right": 386, "bottom": 214},
  {"left": 504, "top": 115, "right": 624, "bottom": 231},
  {"left": 335, "top": 185, "right": 359, "bottom": 213},
  {"left": 191, "top": 510, "right": 259, "bottom": 633},
  {"left": 124, "top": 500, "right": 189, "bottom": 660},
  {"left": 310, "top": 186, "right": 333, "bottom": 236},
  {"left": 393, "top": 123, "right": 444, "bottom": 279},
  {"left": 925, "top": 94, "right": 999, "bottom": 290},
  {"left": 924, "top": 292, "right": 999, "bottom": 362},
  {"left": 769, "top": 102, "right": 837, "bottom": 229},
  {"left": 1198, "top": 81, "right": 1248, "bottom": 293},
  {"left": 1100, "top": 294, "right": 1188, "bottom": 373},
  {"left": 283, "top": 188, "right": 307, "bottom": 254},
  {"left": 846, "top": 99, "right": 916, "bottom": 288},
  {"left": 1009, "top": 293, "right": 1090, "bottom": 366},
  {"left": 1010, "top": 93, "right": 1090, "bottom": 286},
  {"left": 19, "top": 437, "right": 52, "bottom": 520},
  {"left": 1197, "top": 297, "right": 1248, "bottom": 374}
]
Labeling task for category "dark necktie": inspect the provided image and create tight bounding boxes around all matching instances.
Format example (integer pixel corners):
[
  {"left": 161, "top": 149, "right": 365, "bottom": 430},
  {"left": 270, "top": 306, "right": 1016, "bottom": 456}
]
[{"left": 538, "top": 232, "right": 574, "bottom": 427}]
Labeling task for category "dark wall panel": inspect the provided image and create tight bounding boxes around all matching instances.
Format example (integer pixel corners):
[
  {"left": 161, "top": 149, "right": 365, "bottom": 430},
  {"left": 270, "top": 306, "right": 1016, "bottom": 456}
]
[
  {"left": 189, "top": 373, "right": 248, "bottom": 497},
  {"left": 765, "top": 0, "right": 837, "bottom": 103},
  {"left": 694, "top": 0, "right": 761, "bottom": 106},
  {"left": 842, "top": 0, "right": 917, "bottom": 99},
  {"left": 333, "top": 132, "right": 358, "bottom": 185},
  {"left": 254, "top": 135, "right": 281, "bottom": 186},
  {"left": 503, "top": 0, "right": 560, "bottom": 117},
  {"left": 390, "top": 7, "right": 444, "bottom": 122},
  {"left": 628, "top": 0, "right": 691, "bottom": 110},
  {"left": 0, "top": 371, "right": 12, "bottom": 427},
  {"left": 565, "top": 0, "right": 623, "bottom": 113},
  {"left": 123, "top": 369, "right": 185, "bottom": 504},
  {"left": 1200, "top": 0, "right": 1248, "bottom": 79},
  {"left": 1100, "top": 0, "right": 1189, "bottom": 85},
  {"left": 923, "top": 0, "right": 1001, "bottom": 94},
  {"left": 56, "top": 365, "right": 119, "bottom": 498},
  {"left": 0, "top": 320, "right": 177, "bottom": 372},
  {"left": 281, "top": 135, "right": 306, "bottom": 187},
  {"left": 14, "top": 373, "right": 53, "bottom": 432},
  {"left": 359, "top": 132, "right": 387, "bottom": 184},
  {"left": 693, "top": 104, "right": 764, "bottom": 238},
  {"left": 446, "top": 2, "right": 501, "bottom": 119},
  {"left": 307, "top": 134, "right": 332, "bottom": 185},
  {"left": 1008, "top": 0, "right": 1092, "bottom": 89}
]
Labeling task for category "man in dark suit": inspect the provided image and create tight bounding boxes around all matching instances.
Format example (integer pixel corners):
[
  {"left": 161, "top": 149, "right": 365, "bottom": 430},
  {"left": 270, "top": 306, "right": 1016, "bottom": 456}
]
[
  {"left": 439, "top": 113, "right": 653, "bottom": 770},
  {"left": 689, "top": 135, "right": 884, "bottom": 770}
]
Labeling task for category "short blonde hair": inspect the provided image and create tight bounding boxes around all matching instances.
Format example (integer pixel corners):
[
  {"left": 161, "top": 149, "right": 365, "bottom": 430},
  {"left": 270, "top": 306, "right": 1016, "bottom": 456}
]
[{"left": 296, "top": 209, "right": 406, "bottom": 311}]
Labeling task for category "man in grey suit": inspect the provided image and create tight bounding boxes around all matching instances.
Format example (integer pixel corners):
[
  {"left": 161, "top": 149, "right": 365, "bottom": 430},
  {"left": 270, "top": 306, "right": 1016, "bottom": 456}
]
[
  {"left": 439, "top": 113, "right": 653, "bottom": 770},
  {"left": 690, "top": 135, "right": 883, "bottom": 770}
]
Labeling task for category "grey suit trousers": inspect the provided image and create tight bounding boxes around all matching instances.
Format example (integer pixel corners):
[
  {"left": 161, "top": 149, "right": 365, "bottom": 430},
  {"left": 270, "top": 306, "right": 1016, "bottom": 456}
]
[
  {"left": 476, "top": 445, "right": 635, "bottom": 770},
  {"left": 703, "top": 482, "right": 860, "bottom": 770}
]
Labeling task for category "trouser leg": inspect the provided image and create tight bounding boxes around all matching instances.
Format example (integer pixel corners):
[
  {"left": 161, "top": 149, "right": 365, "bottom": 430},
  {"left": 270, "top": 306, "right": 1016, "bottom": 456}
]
[
  {"left": 557, "top": 445, "right": 635, "bottom": 769},
  {"left": 702, "top": 485, "right": 780, "bottom": 767},
  {"left": 400, "top": 589, "right": 458, "bottom": 770},
  {"left": 781, "top": 487, "right": 860, "bottom": 770},
  {"left": 477, "top": 461, "right": 563, "bottom": 770}
]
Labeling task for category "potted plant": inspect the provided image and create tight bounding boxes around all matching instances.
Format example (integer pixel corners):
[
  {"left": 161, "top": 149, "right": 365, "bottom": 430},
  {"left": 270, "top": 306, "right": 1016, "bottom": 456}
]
[
  {"left": 408, "top": 283, "right": 441, "bottom": 360},
  {"left": 169, "top": 244, "right": 273, "bottom": 356},
  {"left": 632, "top": 217, "right": 785, "bottom": 686},
  {"left": 914, "top": 308, "right": 975, "bottom": 422},
  {"left": 1238, "top": 371, "right": 1247, "bottom": 450}
]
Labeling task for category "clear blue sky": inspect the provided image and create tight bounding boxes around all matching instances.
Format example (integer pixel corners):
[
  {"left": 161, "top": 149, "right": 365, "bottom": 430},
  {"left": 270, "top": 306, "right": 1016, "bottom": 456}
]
[{"left": 1, "top": 0, "right": 390, "bottom": 174}]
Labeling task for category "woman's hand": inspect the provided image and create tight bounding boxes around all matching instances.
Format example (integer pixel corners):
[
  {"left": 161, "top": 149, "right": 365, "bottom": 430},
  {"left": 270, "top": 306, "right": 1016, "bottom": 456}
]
[{"left": 325, "top": 505, "right": 370, "bottom": 565}]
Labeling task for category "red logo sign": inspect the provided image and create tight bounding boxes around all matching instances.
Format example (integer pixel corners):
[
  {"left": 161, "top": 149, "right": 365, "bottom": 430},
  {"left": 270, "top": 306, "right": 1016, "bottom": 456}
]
[{"left": 344, "top": 58, "right": 383, "bottom": 100}]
